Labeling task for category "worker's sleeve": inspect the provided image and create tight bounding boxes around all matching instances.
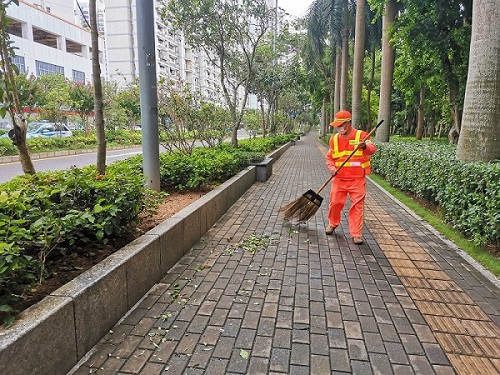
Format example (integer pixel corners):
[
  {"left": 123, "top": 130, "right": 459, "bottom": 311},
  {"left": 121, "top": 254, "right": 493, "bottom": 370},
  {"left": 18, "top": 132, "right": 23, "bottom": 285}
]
[
  {"left": 363, "top": 139, "right": 377, "bottom": 155},
  {"left": 326, "top": 147, "right": 337, "bottom": 172},
  {"left": 361, "top": 131, "right": 377, "bottom": 155}
]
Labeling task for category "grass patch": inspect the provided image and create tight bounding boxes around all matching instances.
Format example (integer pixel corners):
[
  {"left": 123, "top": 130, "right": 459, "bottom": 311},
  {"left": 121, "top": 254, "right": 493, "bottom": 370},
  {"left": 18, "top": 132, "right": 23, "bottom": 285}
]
[{"left": 369, "top": 173, "right": 500, "bottom": 278}]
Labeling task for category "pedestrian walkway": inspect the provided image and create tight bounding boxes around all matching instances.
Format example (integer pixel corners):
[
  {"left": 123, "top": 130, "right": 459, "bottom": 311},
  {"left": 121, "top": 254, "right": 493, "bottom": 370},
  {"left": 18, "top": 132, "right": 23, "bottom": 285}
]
[{"left": 70, "top": 131, "right": 500, "bottom": 375}]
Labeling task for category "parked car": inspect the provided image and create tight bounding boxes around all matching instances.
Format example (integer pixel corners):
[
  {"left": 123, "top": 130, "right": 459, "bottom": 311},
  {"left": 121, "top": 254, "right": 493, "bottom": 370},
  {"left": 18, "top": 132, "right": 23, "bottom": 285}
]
[{"left": 26, "top": 123, "right": 73, "bottom": 138}]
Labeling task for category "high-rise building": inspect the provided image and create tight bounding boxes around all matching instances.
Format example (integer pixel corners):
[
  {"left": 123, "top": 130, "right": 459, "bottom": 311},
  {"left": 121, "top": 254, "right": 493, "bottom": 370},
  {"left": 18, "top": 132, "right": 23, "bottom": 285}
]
[
  {"left": 6, "top": 0, "right": 106, "bottom": 83},
  {"left": 74, "top": 1, "right": 106, "bottom": 36},
  {"left": 103, "top": 0, "right": 222, "bottom": 102}
]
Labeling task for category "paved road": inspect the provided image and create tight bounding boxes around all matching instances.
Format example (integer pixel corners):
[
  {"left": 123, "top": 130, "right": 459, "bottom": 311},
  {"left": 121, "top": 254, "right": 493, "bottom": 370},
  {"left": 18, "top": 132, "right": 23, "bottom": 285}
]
[
  {"left": 68, "top": 131, "right": 499, "bottom": 374},
  {"left": 0, "top": 147, "right": 143, "bottom": 183}
]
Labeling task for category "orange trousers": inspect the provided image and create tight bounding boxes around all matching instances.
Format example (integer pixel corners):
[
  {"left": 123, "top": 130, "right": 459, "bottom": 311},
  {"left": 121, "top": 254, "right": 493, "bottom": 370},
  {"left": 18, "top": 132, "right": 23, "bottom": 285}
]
[{"left": 328, "top": 177, "right": 366, "bottom": 238}]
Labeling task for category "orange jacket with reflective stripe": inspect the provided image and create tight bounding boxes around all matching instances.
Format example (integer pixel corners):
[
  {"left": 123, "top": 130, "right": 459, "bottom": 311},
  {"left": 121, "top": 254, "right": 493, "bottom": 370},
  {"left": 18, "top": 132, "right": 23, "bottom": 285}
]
[{"left": 326, "top": 129, "right": 377, "bottom": 179}]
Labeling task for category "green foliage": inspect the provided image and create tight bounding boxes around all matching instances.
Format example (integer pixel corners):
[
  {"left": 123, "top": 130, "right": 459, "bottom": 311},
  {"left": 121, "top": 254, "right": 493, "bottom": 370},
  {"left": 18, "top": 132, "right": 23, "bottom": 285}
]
[
  {"left": 0, "top": 131, "right": 143, "bottom": 156},
  {"left": 157, "top": 135, "right": 295, "bottom": 191},
  {"left": 371, "top": 139, "right": 499, "bottom": 248},
  {"left": 0, "top": 161, "right": 147, "bottom": 323},
  {"left": 157, "top": 81, "right": 236, "bottom": 152}
]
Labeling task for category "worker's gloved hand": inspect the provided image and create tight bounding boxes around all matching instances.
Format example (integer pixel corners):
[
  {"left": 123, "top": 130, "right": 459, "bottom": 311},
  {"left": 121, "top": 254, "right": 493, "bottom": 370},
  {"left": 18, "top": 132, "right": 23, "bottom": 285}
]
[
  {"left": 358, "top": 141, "right": 366, "bottom": 150},
  {"left": 330, "top": 167, "right": 338, "bottom": 175}
]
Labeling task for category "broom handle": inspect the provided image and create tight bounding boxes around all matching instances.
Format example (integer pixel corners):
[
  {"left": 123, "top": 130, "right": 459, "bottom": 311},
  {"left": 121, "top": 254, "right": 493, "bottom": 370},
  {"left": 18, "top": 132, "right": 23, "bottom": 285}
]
[{"left": 316, "top": 119, "right": 384, "bottom": 195}]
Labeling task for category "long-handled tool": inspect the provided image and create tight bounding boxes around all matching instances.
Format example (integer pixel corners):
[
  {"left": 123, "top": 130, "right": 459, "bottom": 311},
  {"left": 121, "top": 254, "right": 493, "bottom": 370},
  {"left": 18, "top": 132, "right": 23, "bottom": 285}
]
[{"left": 278, "top": 120, "right": 384, "bottom": 222}]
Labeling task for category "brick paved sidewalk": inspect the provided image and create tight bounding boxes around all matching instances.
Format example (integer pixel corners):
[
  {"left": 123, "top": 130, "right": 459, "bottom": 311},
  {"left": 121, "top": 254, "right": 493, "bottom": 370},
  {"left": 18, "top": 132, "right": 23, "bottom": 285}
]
[{"left": 70, "top": 131, "right": 500, "bottom": 375}]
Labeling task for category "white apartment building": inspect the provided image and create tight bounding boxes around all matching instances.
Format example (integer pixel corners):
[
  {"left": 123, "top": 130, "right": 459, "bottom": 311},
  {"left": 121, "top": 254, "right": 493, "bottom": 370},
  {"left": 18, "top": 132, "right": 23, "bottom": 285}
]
[
  {"left": 7, "top": 0, "right": 257, "bottom": 108},
  {"left": 103, "top": 0, "right": 222, "bottom": 102},
  {"left": 74, "top": 0, "right": 106, "bottom": 36},
  {"left": 6, "top": 0, "right": 106, "bottom": 83}
]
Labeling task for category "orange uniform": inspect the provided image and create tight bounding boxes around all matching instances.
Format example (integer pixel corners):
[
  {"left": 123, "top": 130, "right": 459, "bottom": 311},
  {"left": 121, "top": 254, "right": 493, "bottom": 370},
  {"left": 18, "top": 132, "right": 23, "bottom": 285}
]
[{"left": 326, "top": 126, "right": 376, "bottom": 239}]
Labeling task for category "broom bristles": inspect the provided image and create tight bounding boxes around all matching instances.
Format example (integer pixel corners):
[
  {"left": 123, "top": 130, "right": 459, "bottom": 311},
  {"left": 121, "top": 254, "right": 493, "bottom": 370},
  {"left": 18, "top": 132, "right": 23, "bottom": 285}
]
[{"left": 279, "top": 195, "right": 321, "bottom": 222}]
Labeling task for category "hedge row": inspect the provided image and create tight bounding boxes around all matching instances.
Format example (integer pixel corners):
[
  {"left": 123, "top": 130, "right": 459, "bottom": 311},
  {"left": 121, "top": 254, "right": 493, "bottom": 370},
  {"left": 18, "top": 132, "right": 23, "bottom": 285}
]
[
  {"left": 0, "top": 130, "right": 143, "bottom": 156},
  {"left": 370, "top": 140, "right": 499, "bottom": 247},
  {"left": 0, "top": 134, "right": 297, "bottom": 325}
]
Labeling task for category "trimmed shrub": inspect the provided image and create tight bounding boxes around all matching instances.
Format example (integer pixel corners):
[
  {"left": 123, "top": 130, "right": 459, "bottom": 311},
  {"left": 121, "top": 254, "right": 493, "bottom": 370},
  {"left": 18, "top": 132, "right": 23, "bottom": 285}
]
[{"left": 371, "top": 140, "right": 499, "bottom": 247}]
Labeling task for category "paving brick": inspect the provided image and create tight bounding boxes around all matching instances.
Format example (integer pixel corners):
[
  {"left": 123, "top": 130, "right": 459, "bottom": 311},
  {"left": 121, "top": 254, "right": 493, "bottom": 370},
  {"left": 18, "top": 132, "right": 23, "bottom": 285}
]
[
  {"left": 329, "top": 348, "right": 351, "bottom": 372},
  {"left": 369, "top": 352, "right": 392, "bottom": 375},
  {"left": 310, "top": 354, "right": 330, "bottom": 375},
  {"left": 227, "top": 348, "right": 250, "bottom": 373},
  {"left": 269, "top": 347, "right": 290, "bottom": 373},
  {"left": 247, "top": 356, "right": 270, "bottom": 375},
  {"left": 348, "top": 338, "right": 369, "bottom": 361},
  {"left": 364, "top": 332, "right": 386, "bottom": 354},
  {"left": 252, "top": 335, "right": 272, "bottom": 357}
]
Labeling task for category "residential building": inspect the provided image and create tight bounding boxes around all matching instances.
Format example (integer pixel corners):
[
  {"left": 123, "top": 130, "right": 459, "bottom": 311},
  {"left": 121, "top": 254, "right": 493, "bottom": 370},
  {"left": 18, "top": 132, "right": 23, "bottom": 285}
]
[
  {"left": 103, "top": 0, "right": 222, "bottom": 103},
  {"left": 74, "top": 0, "right": 106, "bottom": 36},
  {"left": 6, "top": 0, "right": 107, "bottom": 83}
]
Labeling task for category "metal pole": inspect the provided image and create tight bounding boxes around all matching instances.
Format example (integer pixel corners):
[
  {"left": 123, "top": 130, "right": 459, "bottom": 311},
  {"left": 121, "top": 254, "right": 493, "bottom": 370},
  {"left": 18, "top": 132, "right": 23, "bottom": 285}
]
[{"left": 136, "top": 0, "right": 160, "bottom": 191}]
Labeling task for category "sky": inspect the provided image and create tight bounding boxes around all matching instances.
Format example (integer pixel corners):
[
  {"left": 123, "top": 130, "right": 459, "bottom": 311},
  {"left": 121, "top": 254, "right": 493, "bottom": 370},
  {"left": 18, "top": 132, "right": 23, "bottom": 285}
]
[{"left": 278, "top": 0, "right": 315, "bottom": 18}]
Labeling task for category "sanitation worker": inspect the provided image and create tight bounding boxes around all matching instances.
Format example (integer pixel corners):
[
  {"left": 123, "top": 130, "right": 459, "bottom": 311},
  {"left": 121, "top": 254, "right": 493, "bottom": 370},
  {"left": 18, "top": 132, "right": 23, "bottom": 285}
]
[{"left": 325, "top": 110, "right": 377, "bottom": 245}]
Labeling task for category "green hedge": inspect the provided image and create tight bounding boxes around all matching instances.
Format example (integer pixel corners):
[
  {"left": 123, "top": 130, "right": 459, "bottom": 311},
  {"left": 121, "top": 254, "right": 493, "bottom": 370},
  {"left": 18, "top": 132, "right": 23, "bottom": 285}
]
[
  {"left": 0, "top": 130, "right": 143, "bottom": 156},
  {"left": 0, "top": 134, "right": 296, "bottom": 324},
  {"left": 371, "top": 140, "right": 499, "bottom": 248}
]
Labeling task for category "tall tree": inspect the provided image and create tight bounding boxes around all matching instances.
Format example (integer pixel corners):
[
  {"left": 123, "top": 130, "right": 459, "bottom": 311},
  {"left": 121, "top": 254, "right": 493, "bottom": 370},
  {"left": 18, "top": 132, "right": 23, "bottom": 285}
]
[
  {"left": 456, "top": 0, "right": 500, "bottom": 162},
  {"left": 375, "top": 0, "right": 397, "bottom": 142},
  {"left": 339, "top": 6, "right": 350, "bottom": 111},
  {"left": 0, "top": 0, "right": 35, "bottom": 174},
  {"left": 304, "top": 0, "right": 345, "bottom": 134},
  {"left": 351, "top": 0, "right": 366, "bottom": 127},
  {"left": 163, "top": 0, "right": 274, "bottom": 148},
  {"left": 394, "top": 0, "right": 472, "bottom": 144},
  {"left": 90, "top": 0, "right": 106, "bottom": 174}
]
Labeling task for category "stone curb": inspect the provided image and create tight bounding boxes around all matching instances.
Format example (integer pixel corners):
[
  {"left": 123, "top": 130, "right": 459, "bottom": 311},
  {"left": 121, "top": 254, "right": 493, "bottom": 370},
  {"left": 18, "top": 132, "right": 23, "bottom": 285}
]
[{"left": 0, "top": 141, "right": 292, "bottom": 375}]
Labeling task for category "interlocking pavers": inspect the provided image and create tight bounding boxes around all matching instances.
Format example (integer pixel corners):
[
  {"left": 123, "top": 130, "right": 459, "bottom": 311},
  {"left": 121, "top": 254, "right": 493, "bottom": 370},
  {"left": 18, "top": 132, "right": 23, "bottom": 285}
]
[{"left": 69, "top": 131, "right": 499, "bottom": 374}]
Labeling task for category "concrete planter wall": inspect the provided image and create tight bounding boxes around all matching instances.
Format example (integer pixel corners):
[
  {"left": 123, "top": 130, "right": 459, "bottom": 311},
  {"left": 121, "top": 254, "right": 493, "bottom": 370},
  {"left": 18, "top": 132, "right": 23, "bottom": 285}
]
[{"left": 0, "top": 140, "right": 294, "bottom": 375}]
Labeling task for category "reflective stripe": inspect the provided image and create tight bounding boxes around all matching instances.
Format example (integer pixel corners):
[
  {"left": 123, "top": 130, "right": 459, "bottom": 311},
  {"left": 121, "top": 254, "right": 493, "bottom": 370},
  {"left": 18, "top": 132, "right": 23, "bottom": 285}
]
[
  {"left": 335, "top": 162, "right": 361, "bottom": 167},
  {"left": 330, "top": 130, "right": 371, "bottom": 171}
]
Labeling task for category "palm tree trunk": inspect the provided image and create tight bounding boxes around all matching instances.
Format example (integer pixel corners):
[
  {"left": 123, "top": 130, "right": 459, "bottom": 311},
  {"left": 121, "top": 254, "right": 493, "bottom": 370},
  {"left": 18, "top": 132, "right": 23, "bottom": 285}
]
[
  {"left": 334, "top": 50, "right": 341, "bottom": 115},
  {"left": 376, "top": 0, "right": 397, "bottom": 142},
  {"left": 351, "top": 0, "right": 366, "bottom": 128},
  {"left": 340, "top": 25, "right": 349, "bottom": 110},
  {"left": 457, "top": 0, "right": 500, "bottom": 162},
  {"left": 366, "top": 48, "right": 376, "bottom": 131}
]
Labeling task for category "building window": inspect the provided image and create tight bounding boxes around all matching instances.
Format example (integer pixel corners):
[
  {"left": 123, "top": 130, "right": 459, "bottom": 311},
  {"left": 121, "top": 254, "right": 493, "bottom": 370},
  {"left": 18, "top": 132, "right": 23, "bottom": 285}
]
[
  {"left": 72, "top": 70, "right": 85, "bottom": 83},
  {"left": 35, "top": 60, "right": 64, "bottom": 76},
  {"left": 12, "top": 55, "right": 26, "bottom": 73}
]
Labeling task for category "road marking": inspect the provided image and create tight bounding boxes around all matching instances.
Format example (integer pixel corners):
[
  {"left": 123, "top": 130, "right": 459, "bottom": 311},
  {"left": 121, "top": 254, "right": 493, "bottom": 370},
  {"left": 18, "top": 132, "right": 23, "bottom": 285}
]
[{"left": 107, "top": 151, "right": 142, "bottom": 159}]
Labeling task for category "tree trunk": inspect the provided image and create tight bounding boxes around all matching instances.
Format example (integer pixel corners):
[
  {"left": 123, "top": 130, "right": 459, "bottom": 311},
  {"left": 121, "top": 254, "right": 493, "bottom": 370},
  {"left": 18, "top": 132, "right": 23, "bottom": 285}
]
[
  {"left": 457, "top": 0, "right": 500, "bottom": 161},
  {"left": 340, "top": 25, "right": 349, "bottom": 110},
  {"left": 429, "top": 118, "right": 435, "bottom": 140},
  {"left": 334, "top": 50, "right": 341, "bottom": 115},
  {"left": 446, "top": 76, "right": 461, "bottom": 144},
  {"left": 351, "top": 0, "right": 366, "bottom": 128},
  {"left": 376, "top": 0, "right": 397, "bottom": 143},
  {"left": 90, "top": 0, "right": 106, "bottom": 174},
  {"left": 0, "top": 7, "right": 35, "bottom": 174},
  {"left": 259, "top": 99, "right": 267, "bottom": 137},
  {"left": 321, "top": 94, "right": 328, "bottom": 135},
  {"left": 366, "top": 48, "right": 376, "bottom": 131},
  {"left": 416, "top": 84, "right": 425, "bottom": 140}
]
